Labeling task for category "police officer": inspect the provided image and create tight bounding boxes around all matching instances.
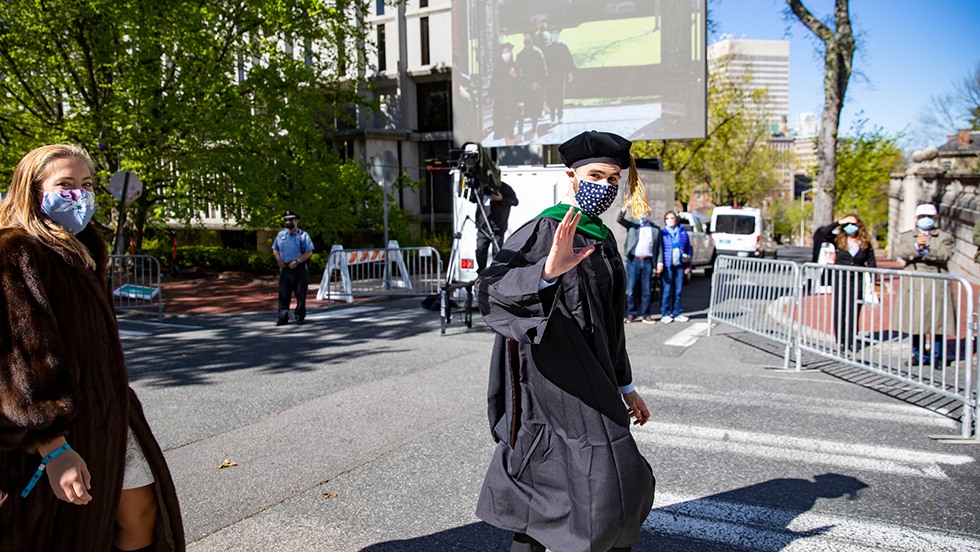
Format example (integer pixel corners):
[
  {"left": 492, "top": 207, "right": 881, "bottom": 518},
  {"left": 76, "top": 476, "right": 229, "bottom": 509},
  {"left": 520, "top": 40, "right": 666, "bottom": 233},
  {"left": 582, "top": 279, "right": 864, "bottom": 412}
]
[{"left": 272, "top": 210, "right": 314, "bottom": 325}]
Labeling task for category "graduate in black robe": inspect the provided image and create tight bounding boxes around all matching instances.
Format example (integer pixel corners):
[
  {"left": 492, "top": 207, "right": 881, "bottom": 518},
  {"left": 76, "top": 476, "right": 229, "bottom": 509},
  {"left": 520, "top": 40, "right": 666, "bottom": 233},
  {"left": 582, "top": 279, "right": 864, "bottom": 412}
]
[{"left": 475, "top": 131, "right": 656, "bottom": 552}]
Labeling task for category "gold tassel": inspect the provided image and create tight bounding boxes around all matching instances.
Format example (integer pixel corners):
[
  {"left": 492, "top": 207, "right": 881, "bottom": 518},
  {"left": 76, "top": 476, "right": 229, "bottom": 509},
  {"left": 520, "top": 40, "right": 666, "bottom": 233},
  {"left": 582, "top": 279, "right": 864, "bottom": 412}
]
[{"left": 627, "top": 153, "right": 649, "bottom": 218}]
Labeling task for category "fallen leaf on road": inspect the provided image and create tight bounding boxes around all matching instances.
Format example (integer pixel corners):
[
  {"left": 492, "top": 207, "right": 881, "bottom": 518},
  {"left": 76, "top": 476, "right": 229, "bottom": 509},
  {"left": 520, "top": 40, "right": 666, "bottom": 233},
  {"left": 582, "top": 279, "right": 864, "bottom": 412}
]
[
  {"left": 322, "top": 492, "right": 338, "bottom": 500},
  {"left": 216, "top": 459, "right": 238, "bottom": 469}
]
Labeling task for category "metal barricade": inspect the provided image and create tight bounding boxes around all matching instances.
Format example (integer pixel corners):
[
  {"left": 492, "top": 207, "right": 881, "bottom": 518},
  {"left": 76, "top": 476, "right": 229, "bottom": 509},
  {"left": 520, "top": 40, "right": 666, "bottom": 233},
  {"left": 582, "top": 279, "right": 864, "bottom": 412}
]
[
  {"left": 108, "top": 254, "right": 163, "bottom": 319},
  {"left": 707, "top": 256, "right": 801, "bottom": 369},
  {"left": 796, "top": 263, "right": 977, "bottom": 440},
  {"left": 317, "top": 244, "right": 443, "bottom": 302}
]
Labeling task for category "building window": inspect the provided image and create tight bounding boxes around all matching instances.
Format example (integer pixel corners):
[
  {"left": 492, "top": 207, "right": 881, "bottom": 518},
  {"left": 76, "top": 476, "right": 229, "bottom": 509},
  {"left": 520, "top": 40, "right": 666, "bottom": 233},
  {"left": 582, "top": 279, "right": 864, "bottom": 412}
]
[
  {"left": 419, "top": 0, "right": 428, "bottom": 7},
  {"left": 376, "top": 0, "right": 384, "bottom": 15},
  {"left": 416, "top": 81, "right": 451, "bottom": 132},
  {"left": 377, "top": 24, "right": 386, "bottom": 71},
  {"left": 420, "top": 16, "right": 430, "bottom": 65}
]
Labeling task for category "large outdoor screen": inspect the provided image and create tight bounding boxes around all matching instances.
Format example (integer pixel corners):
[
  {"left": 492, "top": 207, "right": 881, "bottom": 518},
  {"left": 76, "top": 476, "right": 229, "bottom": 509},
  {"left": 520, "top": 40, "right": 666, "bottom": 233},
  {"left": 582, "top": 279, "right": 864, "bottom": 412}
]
[{"left": 451, "top": 0, "right": 707, "bottom": 147}]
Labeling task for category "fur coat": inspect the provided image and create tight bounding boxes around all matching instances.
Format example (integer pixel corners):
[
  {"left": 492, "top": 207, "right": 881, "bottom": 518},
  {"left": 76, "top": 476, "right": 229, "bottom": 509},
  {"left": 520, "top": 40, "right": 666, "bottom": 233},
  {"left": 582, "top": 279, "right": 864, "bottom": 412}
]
[{"left": 0, "top": 225, "right": 184, "bottom": 551}]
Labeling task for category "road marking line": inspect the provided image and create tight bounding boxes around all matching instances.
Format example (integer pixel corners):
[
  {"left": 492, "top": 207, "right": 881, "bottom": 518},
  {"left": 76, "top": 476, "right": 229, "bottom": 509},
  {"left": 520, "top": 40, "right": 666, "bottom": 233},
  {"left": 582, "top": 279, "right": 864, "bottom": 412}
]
[
  {"left": 118, "top": 329, "right": 151, "bottom": 338},
  {"left": 634, "top": 422, "right": 972, "bottom": 479},
  {"left": 648, "top": 491, "right": 980, "bottom": 551},
  {"left": 664, "top": 321, "right": 710, "bottom": 347},
  {"left": 635, "top": 385, "right": 956, "bottom": 428}
]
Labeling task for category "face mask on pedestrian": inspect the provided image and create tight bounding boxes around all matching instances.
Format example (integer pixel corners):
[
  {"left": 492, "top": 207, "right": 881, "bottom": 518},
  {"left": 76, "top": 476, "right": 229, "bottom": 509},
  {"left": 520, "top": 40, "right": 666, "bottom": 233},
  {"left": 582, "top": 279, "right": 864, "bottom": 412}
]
[
  {"left": 573, "top": 180, "right": 618, "bottom": 217},
  {"left": 917, "top": 217, "right": 934, "bottom": 230},
  {"left": 501, "top": 52, "right": 512, "bottom": 62},
  {"left": 664, "top": 217, "right": 676, "bottom": 228},
  {"left": 843, "top": 223, "right": 859, "bottom": 235},
  {"left": 285, "top": 219, "right": 295, "bottom": 230},
  {"left": 40, "top": 188, "right": 96, "bottom": 234}
]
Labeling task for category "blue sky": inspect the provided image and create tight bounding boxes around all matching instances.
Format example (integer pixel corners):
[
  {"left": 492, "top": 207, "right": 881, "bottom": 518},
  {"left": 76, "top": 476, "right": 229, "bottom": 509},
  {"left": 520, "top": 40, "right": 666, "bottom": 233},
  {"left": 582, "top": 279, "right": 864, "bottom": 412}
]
[{"left": 708, "top": 0, "right": 980, "bottom": 149}]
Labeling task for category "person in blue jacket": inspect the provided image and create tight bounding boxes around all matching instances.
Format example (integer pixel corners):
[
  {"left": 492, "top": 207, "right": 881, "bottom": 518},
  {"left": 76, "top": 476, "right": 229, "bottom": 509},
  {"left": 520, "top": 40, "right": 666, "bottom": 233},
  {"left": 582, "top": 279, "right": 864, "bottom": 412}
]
[{"left": 656, "top": 211, "right": 692, "bottom": 323}]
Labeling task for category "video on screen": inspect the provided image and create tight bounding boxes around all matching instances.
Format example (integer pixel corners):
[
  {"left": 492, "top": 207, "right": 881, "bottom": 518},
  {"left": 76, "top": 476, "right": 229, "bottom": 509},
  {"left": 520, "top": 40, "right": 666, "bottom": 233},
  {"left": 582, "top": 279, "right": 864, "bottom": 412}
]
[{"left": 451, "top": 0, "right": 707, "bottom": 147}]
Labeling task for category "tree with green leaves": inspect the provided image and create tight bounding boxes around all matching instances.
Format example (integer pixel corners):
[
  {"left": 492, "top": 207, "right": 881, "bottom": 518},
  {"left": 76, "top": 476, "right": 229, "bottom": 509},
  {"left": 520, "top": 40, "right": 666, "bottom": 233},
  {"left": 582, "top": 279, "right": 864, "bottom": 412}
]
[
  {"left": 785, "top": 0, "right": 856, "bottom": 229},
  {"left": 0, "top": 0, "right": 395, "bottom": 251},
  {"left": 634, "top": 55, "right": 790, "bottom": 208},
  {"left": 770, "top": 125, "right": 902, "bottom": 245},
  {"left": 833, "top": 124, "right": 904, "bottom": 234}
]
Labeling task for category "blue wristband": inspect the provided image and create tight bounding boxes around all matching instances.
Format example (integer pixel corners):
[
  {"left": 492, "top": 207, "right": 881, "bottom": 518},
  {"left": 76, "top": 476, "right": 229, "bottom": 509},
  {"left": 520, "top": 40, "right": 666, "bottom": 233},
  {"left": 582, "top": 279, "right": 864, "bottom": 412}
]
[{"left": 21, "top": 443, "right": 71, "bottom": 498}]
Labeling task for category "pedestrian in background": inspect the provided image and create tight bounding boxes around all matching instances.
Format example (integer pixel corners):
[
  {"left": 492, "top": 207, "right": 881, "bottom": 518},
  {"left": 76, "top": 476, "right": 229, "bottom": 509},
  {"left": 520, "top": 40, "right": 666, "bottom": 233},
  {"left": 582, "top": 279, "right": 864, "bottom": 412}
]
[
  {"left": 488, "top": 42, "right": 521, "bottom": 146},
  {"left": 516, "top": 31, "right": 547, "bottom": 142},
  {"left": 657, "top": 211, "right": 692, "bottom": 324},
  {"left": 814, "top": 214, "right": 877, "bottom": 352},
  {"left": 475, "top": 130, "right": 655, "bottom": 552},
  {"left": 0, "top": 144, "right": 184, "bottom": 552},
  {"left": 474, "top": 181, "right": 519, "bottom": 273},
  {"left": 542, "top": 27, "right": 575, "bottom": 124},
  {"left": 273, "top": 210, "right": 314, "bottom": 326},
  {"left": 891, "top": 203, "right": 956, "bottom": 354},
  {"left": 617, "top": 201, "right": 661, "bottom": 324}
]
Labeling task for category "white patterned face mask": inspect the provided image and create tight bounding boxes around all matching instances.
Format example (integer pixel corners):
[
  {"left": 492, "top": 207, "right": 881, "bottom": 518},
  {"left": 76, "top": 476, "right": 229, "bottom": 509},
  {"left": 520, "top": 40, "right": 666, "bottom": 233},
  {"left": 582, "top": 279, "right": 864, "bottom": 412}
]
[
  {"left": 40, "top": 189, "right": 96, "bottom": 234},
  {"left": 574, "top": 180, "right": 618, "bottom": 217}
]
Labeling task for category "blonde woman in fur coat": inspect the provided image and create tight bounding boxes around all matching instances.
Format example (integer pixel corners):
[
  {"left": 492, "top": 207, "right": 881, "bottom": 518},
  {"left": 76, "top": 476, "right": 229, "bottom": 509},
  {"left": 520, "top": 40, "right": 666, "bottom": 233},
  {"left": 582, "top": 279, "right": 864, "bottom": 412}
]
[{"left": 0, "top": 144, "right": 184, "bottom": 551}]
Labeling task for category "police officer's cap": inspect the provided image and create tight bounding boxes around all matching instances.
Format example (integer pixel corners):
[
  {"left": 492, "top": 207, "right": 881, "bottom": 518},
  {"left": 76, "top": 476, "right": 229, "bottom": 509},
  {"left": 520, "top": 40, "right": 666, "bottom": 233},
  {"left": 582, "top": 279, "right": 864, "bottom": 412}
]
[
  {"left": 283, "top": 210, "right": 299, "bottom": 220},
  {"left": 558, "top": 131, "right": 632, "bottom": 169}
]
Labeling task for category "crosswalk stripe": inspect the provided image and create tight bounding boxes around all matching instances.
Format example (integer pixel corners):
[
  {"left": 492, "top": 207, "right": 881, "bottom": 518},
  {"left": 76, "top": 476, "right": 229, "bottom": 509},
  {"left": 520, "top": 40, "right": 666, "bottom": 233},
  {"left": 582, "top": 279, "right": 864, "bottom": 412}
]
[
  {"left": 648, "top": 491, "right": 980, "bottom": 551},
  {"left": 635, "top": 385, "right": 956, "bottom": 428},
  {"left": 634, "top": 422, "right": 973, "bottom": 479},
  {"left": 118, "top": 329, "right": 151, "bottom": 339},
  {"left": 663, "top": 321, "right": 710, "bottom": 347}
]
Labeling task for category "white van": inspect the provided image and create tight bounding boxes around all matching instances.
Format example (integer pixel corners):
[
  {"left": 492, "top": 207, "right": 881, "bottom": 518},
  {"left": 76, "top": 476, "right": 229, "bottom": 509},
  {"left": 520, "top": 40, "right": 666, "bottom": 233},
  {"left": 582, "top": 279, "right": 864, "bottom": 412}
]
[{"left": 709, "top": 206, "right": 778, "bottom": 258}]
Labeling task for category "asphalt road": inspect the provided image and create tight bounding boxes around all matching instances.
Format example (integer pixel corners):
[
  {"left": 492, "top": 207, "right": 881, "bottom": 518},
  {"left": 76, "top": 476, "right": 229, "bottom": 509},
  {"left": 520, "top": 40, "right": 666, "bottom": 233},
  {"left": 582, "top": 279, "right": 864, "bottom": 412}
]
[{"left": 118, "top": 271, "right": 980, "bottom": 551}]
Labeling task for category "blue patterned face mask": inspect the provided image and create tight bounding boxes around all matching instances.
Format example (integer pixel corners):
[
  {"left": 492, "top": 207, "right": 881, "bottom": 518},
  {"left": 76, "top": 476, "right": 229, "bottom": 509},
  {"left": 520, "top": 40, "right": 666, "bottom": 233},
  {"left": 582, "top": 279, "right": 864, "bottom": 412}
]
[
  {"left": 40, "top": 189, "right": 96, "bottom": 234},
  {"left": 843, "top": 224, "right": 859, "bottom": 235},
  {"left": 574, "top": 180, "right": 618, "bottom": 217}
]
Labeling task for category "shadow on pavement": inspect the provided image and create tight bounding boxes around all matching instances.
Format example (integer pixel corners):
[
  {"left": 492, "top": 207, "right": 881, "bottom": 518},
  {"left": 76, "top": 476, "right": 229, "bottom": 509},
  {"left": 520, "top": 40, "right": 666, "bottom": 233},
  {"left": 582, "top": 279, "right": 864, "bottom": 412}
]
[
  {"left": 123, "top": 299, "right": 495, "bottom": 387},
  {"left": 357, "top": 474, "right": 868, "bottom": 552},
  {"left": 640, "top": 473, "right": 870, "bottom": 551},
  {"left": 359, "top": 521, "right": 511, "bottom": 551}
]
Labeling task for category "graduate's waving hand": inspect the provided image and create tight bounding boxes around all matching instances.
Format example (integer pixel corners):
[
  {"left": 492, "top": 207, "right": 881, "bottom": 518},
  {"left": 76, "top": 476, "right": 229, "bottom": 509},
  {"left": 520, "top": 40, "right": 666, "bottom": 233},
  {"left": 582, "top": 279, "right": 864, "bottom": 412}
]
[{"left": 542, "top": 206, "right": 595, "bottom": 280}]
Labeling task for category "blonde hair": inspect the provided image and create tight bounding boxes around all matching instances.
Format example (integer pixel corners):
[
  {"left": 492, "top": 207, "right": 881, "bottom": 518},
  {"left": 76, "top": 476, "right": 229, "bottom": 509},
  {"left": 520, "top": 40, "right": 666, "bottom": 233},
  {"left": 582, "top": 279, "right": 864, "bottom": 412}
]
[
  {"left": 626, "top": 153, "right": 649, "bottom": 218},
  {"left": 0, "top": 143, "right": 97, "bottom": 269}
]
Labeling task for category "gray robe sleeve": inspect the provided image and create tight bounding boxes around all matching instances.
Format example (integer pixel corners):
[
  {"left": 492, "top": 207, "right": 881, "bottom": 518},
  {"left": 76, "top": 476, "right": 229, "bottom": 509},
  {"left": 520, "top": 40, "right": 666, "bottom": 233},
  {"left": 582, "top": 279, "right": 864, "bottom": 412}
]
[{"left": 476, "top": 218, "right": 562, "bottom": 345}]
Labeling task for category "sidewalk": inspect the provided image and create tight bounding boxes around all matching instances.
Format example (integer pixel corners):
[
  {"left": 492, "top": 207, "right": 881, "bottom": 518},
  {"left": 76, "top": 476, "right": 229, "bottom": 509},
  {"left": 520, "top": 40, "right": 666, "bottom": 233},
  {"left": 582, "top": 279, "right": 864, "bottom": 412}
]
[{"left": 158, "top": 271, "right": 325, "bottom": 316}]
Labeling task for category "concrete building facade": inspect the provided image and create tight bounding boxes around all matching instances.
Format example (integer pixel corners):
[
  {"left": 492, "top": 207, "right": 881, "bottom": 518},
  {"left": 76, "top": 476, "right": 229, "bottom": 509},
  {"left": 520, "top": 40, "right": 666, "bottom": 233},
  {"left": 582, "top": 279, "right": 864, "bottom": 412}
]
[{"left": 707, "top": 38, "right": 789, "bottom": 128}]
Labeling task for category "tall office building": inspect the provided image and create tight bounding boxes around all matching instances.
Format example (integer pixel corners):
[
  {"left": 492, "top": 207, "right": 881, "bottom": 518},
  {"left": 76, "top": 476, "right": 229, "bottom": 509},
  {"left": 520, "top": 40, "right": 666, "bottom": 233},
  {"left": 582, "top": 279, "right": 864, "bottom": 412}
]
[{"left": 707, "top": 38, "right": 789, "bottom": 127}]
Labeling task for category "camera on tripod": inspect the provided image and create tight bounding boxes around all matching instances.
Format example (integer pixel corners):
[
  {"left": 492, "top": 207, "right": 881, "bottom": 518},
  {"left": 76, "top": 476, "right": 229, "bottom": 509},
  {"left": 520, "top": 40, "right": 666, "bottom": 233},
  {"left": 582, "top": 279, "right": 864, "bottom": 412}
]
[{"left": 457, "top": 142, "right": 501, "bottom": 198}]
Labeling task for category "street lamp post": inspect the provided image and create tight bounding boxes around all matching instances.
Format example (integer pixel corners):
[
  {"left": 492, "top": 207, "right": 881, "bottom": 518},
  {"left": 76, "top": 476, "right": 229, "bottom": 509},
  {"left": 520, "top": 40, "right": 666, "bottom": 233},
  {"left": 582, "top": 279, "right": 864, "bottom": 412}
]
[{"left": 799, "top": 188, "right": 814, "bottom": 247}]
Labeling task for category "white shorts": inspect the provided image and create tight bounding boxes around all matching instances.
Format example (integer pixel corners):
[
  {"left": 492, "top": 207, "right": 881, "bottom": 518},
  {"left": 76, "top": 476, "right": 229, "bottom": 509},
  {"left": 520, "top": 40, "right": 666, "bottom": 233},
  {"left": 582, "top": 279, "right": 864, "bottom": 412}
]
[{"left": 123, "top": 427, "right": 155, "bottom": 490}]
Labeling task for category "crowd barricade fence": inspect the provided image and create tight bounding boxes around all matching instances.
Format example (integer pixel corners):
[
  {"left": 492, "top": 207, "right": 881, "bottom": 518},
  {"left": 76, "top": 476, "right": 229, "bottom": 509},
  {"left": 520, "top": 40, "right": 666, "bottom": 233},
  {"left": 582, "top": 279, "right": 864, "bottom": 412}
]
[
  {"left": 316, "top": 241, "right": 442, "bottom": 303},
  {"left": 707, "top": 256, "right": 978, "bottom": 441},
  {"left": 108, "top": 254, "right": 163, "bottom": 320},
  {"left": 796, "top": 262, "right": 976, "bottom": 440},
  {"left": 707, "top": 256, "right": 801, "bottom": 369}
]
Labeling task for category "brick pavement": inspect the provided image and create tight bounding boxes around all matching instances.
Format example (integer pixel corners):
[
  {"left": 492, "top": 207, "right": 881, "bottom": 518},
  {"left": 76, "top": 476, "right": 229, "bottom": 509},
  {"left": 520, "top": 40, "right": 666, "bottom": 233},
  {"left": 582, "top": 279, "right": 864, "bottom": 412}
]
[{"left": 158, "top": 271, "right": 327, "bottom": 315}]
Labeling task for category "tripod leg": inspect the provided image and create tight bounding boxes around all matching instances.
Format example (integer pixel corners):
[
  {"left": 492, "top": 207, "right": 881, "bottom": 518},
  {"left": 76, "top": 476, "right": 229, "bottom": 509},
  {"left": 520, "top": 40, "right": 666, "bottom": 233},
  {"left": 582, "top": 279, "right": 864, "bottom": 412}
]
[{"left": 440, "top": 286, "right": 448, "bottom": 335}]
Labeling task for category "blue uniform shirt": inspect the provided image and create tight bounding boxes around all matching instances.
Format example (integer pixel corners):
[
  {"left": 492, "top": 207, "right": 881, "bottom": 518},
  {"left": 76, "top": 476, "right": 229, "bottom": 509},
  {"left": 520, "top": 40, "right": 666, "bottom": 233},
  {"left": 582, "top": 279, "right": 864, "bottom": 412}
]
[{"left": 272, "top": 228, "right": 314, "bottom": 264}]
